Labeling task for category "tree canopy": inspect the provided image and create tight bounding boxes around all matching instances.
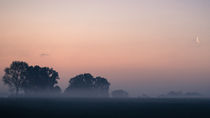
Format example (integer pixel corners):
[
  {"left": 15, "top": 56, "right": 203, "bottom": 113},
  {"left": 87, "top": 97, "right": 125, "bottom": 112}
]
[
  {"left": 2, "top": 61, "right": 60, "bottom": 96},
  {"left": 2, "top": 61, "right": 29, "bottom": 95},
  {"left": 2, "top": 61, "right": 113, "bottom": 97},
  {"left": 65, "top": 73, "right": 110, "bottom": 97},
  {"left": 23, "top": 66, "right": 60, "bottom": 95},
  {"left": 112, "top": 89, "right": 129, "bottom": 98}
]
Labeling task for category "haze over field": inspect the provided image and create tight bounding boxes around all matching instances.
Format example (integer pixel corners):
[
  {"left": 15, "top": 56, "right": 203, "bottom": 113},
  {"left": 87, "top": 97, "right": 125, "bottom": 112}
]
[{"left": 0, "top": 0, "right": 210, "bottom": 97}]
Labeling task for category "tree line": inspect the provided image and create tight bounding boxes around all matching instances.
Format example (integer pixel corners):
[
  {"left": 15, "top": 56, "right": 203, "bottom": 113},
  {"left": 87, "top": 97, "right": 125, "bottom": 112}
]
[{"left": 2, "top": 61, "right": 129, "bottom": 98}]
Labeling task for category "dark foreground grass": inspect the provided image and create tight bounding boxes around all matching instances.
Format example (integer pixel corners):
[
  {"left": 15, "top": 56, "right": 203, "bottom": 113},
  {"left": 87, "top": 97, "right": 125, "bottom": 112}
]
[{"left": 0, "top": 98, "right": 210, "bottom": 118}]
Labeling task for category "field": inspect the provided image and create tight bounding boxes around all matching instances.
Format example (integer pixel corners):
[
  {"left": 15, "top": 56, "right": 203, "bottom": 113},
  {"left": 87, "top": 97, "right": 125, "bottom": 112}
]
[{"left": 0, "top": 98, "right": 210, "bottom": 118}]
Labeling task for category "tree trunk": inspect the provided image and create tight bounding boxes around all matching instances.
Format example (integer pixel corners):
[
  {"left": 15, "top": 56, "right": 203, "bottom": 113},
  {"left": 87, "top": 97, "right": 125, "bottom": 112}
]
[{"left": 15, "top": 87, "right": 19, "bottom": 96}]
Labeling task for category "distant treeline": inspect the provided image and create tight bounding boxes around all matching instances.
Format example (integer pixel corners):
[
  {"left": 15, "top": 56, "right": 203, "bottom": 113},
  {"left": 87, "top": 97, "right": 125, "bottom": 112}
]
[{"left": 2, "top": 61, "right": 129, "bottom": 98}]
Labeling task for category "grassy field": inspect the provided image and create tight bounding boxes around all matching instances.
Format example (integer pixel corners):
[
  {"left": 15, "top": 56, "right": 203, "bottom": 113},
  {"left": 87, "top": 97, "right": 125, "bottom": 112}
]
[{"left": 0, "top": 98, "right": 210, "bottom": 118}]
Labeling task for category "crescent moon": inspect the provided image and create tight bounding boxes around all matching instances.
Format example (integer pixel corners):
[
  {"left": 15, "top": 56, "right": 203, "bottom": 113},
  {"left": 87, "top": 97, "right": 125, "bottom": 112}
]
[{"left": 195, "top": 36, "right": 200, "bottom": 44}]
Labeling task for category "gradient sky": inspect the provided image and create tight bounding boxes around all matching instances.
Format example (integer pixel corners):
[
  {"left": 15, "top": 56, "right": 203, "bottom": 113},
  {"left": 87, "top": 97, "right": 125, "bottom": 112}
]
[{"left": 0, "top": 0, "right": 210, "bottom": 96}]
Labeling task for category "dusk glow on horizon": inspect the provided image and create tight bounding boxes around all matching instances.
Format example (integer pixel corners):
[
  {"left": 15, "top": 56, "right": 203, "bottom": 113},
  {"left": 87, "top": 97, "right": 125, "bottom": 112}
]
[{"left": 0, "top": 0, "right": 210, "bottom": 96}]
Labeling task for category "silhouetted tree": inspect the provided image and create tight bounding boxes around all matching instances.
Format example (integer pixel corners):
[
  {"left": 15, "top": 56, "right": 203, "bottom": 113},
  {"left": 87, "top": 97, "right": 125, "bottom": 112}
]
[
  {"left": 65, "top": 73, "right": 110, "bottom": 97},
  {"left": 2, "top": 61, "right": 29, "bottom": 95},
  {"left": 22, "top": 66, "right": 60, "bottom": 95},
  {"left": 94, "top": 77, "right": 110, "bottom": 97},
  {"left": 112, "top": 89, "right": 129, "bottom": 98}
]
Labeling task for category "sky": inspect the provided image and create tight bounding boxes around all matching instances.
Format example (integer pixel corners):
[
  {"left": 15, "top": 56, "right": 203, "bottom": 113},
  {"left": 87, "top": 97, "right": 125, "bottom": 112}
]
[{"left": 0, "top": 0, "right": 210, "bottom": 97}]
